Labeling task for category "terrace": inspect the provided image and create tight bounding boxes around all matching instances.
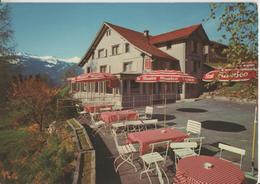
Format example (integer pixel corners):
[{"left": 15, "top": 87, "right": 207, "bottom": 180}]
[{"left": 77, "top": 99, "right": 257, "bottom": 184}]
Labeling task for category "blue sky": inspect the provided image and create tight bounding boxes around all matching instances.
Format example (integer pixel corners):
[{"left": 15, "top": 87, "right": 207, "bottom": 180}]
[{"left": 10, "top": 3, "right": 223, "bottom": 59}]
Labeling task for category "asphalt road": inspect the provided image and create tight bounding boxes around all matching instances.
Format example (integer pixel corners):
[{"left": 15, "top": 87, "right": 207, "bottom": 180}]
[{"left": 153, "top": 98, "right": 258, "bottom": 172}]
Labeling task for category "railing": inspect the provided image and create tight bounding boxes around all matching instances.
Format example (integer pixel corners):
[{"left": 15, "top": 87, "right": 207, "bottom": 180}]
[
  {"left": 67, "top": 118, "right": 95, "bottom": 184},
  {"left": 72, "top": 92, "right": 178, "bottom": 109}
]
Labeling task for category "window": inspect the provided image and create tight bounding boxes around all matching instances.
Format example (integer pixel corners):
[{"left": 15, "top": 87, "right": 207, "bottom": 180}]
[
  {"left": 192, "top": 40, "right": 198, "bottom": 53},
  {"left": 177, "top": 83, "right": 183, "bottom": 94},
  {"left": 125, "top": 43, "right": 130, "bottom": 53},
  {"left": 123, "top": 62, "right": 132, "bottom": 72},
  {"left": 98, "top": 49, "right": 105, "bottom": 58},
  {"left": 100, "top": 65, "right": 107, "bottom": 73},
  {"left": 193, "top": 61, "right": 197, "bottom": 73},
  {"left": 112, "top": 45, "right": 119, "bottom": 55},
  {"left": 91, "top": 52, "right": 95, "bottom": 60},
  {"left": 130, "top": 80, "right": 139, "bottom": 89},
  {"left": 87, "top": 67, "right": 91, "bottom": 73},
  {"left": 106, "top": 29, "right": 111, "bottom": 36},
  {"left": 105, "top": 49, "right": 107, "bottom": 57},
  {"left": 166, "top": 43, "right": 171, "bottom": 50}
]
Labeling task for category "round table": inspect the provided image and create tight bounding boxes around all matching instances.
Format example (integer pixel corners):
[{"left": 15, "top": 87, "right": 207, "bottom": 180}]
[{"left": 174, "top": 156, "right": 245, "bottom": 184}]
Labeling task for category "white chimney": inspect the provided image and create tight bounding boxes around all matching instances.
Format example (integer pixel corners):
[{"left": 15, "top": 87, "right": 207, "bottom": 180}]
[{"left": 144, "top": 30, "right": 149, "bottom": 38}]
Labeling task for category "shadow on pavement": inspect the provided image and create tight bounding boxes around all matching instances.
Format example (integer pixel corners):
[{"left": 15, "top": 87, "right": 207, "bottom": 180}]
[
  {"left": 176, "top": 108, "right": 208, "bottom": 113},
  {"left": 201, "top": 120, "right": 246, "bottom": 132},
  {"left": 84, "top": 125, "right": 121, "bottom": 184},
  {"left": 153, "top": 114, "right": 176, "bottom": 121}
]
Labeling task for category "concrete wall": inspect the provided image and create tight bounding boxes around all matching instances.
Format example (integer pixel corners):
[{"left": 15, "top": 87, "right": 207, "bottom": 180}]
[{"left": 84, "top": 28, "right": 144, "bottom": 74}]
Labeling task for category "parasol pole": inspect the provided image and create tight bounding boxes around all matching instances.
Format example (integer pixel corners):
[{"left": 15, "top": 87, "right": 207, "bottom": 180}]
[{"left": 164, "top": 84, "right": 167, "bottom": 127}]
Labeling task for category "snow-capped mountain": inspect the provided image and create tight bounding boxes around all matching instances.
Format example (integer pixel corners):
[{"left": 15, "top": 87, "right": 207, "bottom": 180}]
[{"left": 11, "top": 53, "right": 83, "bottom": 86}]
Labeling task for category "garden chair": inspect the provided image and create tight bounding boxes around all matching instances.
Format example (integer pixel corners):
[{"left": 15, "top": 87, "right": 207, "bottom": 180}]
[
  {"left": 176, "top": 120, "right": 201, "bottom": 137},
  {"left": 75, "top": 104, "right": 88, "bottom": 120},
  {"left": 111, "top": 129, "right": 138, "bottom": 172},
  {"left": 170, "top": 142, "right": 198, "bottom": 168},
  {"left": 218, "top": 143, "right": 246, "bottom": 169},
  {"left": 140, "top": 140, "right": 170, "bottom": 184},
  {"left": 141, "top": 119, "right": 158, "bottom": 129},
  {"left": 89, "top": 112, "right": 106, "bottom": 136},
  {"left": 139, "top": 106, "right": 153, "bottom": 120},
  {"left": 184, "top": 136, "right": 205, "bottom": 155}
]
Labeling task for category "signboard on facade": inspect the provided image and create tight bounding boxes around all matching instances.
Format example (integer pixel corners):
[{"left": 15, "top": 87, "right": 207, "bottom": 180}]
[{"left": 144, "top": 58, "right": 152, "bottom": 71}]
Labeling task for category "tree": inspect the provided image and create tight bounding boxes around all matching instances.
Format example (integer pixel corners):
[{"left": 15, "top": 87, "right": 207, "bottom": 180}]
[
  {"left": 0, "top": 4, "right": 16, "bottom": 107},
  {"left": 10, "top": 76, "right": 59, "bottom": 131},
  {"left": 206, "top": 3, "right": 258, "bottom": 66}
]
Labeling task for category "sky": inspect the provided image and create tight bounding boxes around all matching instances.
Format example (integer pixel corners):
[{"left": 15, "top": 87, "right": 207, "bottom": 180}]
[{"left": 10, "top": 3, "right": 224, "bottom": 59}]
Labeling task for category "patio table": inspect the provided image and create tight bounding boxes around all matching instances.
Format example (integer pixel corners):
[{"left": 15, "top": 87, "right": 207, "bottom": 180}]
[
  {"left": 84, "top": 104, "right": 113, "bottom": 113},
  {"left": 100, "top": 110, "right": 138, "bottom": 124},
  {"left": 174, "top": 155, "right": 246, "bottom": 184},
  {"left": 127, "top": 128, "right": 188, "bottom": 155}
]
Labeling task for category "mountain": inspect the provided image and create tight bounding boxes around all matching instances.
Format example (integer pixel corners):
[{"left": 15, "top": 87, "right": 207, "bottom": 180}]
[{"left": 10, "top": 53, "right": 83, "bottom": 86}]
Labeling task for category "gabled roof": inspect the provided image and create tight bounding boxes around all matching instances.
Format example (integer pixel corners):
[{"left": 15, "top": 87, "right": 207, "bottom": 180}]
[
  {"left": 79, "top": 22, "right": 179, "bottom": 66},
  {"left": 150, "top": 24, "right": 202, "bottom": 44},
  {"left": 105, "top": 22, "right": 179, "bottom": 62}
]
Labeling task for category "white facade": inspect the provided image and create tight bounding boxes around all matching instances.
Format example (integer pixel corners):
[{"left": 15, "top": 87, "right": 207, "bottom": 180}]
[{"left": 84, "top": 28, "right": 144, "bottom": 74}]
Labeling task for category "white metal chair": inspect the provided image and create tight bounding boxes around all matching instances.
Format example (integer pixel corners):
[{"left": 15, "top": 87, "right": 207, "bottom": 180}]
[
  {"left": 140, "top": 140, "right": 170, "bottom": 184},
  {"left": 75, "top": 104, "right": 88, "bottom": 120},
  {"left": 139, "top": 106, "right": 153, "bottom": 120},
  {"left": 176, "top": 120, "right": 201, "bottom": 137},
  {"left": 141, "top": 119, "right": 158, "bottom": 129},
  {"left": 184, "top": 137, "right": 205, "bottom": 155},
  {"left": 186, "top": 120, "right": 201, "bottom": 137},
  {"left": 170, "top": 142, "right": 198, "bottom": 168},
  {"left": 111, "top": 129, "right": 137, "bottom": 172},
  {"left": 89, "top": 112, "right": 106, "bottom": 135},
  {"left": 218, "top": 143, "right": 246, "bottom": 169},
  {"left": 155, "top": 162, "right": 169, "bottom": 184}
]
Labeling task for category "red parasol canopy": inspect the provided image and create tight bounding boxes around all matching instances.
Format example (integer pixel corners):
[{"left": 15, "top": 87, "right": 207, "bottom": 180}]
[
  {"left": 202, "top": 69, "right": 257, "bottom": 82},
  {"left": 136, "top": 70, "right": 197, "bottom": 84},
  {"left": 67, "top": 72, "right": 120, "bottom": 88}
]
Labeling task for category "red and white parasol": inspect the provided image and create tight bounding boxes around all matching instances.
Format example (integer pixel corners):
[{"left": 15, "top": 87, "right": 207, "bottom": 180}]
[
  {"left": 67, "top": 72, "right": 119, "bottom": 88},
  {"left": 136, "top": 70, "right": 197, "bottom": 84},
  {"left": 136, "top": 70, "right": 197, "bottom": 125}
]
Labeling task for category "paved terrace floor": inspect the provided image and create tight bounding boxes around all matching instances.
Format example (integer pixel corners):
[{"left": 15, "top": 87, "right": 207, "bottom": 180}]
[{"left": 80, "top": 99, "right": 258, "bottom": 184}]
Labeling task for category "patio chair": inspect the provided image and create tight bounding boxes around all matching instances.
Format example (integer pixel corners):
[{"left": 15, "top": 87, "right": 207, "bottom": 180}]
[
  {"left": 111, "top": 129, "right": 137, "bottom": 172},
  {"left": 89, "top": 112, "right": 106, "bottom": 136},
  {"left": 218, "top": 143, "right": 246, "bottom": 169},
  {"left": 184, "top": 137, "right": 205, "bottom": 155},
  {"left": 141, "top": 119, "right": 158, "bottom": 129},
  {"left": 170, "top": 142, "right": 198, "bottom": 168},
  {"left": 140, "top": 140, "right": 170, "bottom": 184},
  {"left": 155, "top": 162, "right": 170, "bottom": 184},
  {"left": 176, "top": 120, "right": 201, "bottom": 137},
  {"left": 125, "top": 120, "right": 145, "bottom": 132},
  {"left": 75, "top": 104, "right": 88, "bottom": 120},
  {"left": 139, "top": 106, "right": 153, "bottom": 120}
]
